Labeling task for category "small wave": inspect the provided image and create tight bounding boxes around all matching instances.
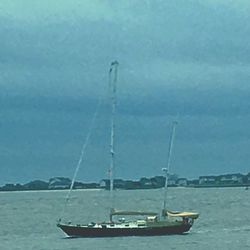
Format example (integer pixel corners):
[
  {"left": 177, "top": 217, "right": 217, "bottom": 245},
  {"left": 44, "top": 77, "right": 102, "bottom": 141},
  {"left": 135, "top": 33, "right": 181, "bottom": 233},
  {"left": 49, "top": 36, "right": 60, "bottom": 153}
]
[
  {"left": 192, "top": 229, "right": 214, "bottom": 234},
  {"left": 221, "top": 226, "right": 250, "bottom": 232}
]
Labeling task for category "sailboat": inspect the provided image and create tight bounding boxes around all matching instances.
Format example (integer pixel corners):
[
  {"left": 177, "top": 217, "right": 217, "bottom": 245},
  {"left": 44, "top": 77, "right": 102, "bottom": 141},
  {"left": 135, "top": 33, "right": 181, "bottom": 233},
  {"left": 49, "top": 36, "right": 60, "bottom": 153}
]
[{"left": 57, "top": 61, "right": 199, "bottom": 237}]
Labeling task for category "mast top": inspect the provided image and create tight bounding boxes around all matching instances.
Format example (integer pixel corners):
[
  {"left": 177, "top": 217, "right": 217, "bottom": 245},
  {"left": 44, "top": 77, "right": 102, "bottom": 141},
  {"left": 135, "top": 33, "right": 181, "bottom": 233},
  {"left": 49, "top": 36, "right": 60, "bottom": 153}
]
[{"left": 111, "top": 60, "right": 119, "bottom": 66}]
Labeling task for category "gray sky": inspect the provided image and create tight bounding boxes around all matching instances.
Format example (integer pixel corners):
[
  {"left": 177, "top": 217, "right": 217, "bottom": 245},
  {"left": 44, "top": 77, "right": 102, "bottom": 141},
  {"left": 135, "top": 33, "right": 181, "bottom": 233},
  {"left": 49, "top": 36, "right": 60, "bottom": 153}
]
[{"left": 0, "top": 0, "right": 250, "bottom": 184}]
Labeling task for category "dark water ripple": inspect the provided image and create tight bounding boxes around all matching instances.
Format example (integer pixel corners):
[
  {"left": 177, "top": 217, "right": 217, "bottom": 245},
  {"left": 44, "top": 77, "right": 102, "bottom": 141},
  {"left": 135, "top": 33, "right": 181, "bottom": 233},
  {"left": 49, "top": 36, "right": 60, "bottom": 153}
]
[{"left": 0, "top": 187, "right": 250, "bottom": 250}]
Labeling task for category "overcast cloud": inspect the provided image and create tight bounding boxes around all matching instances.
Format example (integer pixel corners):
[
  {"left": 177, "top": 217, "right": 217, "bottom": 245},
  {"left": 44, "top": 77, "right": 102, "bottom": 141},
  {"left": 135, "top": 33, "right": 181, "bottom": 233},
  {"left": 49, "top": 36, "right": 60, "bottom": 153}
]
[{"left": 0, "top": 0, "right": 250, "bottom": 184}]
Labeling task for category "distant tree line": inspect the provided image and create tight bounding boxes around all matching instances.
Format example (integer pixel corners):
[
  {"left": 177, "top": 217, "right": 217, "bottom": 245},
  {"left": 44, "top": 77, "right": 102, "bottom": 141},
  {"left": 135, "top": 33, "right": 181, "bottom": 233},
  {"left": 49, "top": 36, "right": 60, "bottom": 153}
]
[{"left": 1, "top": 172, "right": 250, "bottom": 192}]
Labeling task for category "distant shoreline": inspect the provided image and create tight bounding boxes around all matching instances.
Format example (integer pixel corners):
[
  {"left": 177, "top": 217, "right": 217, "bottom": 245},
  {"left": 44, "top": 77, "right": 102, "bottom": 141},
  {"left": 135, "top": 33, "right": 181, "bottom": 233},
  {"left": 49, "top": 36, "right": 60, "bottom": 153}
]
[
  {"left": 0, "top": 188, "right": 104, "bottom": 193},
  {"left": 0, "top": 172, "right": 249, "bottom": 192},
  {"left": 0, "top": 185, "right": 248, "bottom": 193}
]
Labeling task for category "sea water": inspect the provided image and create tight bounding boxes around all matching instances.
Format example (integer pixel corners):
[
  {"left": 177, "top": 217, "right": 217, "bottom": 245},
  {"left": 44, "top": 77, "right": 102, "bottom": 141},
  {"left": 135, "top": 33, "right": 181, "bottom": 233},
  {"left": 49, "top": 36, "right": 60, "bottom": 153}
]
[{"left": 1, "top": 187, "right": 250, "bottom": 250}]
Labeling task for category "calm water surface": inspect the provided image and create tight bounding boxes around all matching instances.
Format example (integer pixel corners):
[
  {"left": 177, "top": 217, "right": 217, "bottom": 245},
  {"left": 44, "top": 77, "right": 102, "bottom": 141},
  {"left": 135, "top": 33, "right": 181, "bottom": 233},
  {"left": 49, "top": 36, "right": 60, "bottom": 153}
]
[{"left": 1, "top": 188, "right": 250, "bottom": 250}]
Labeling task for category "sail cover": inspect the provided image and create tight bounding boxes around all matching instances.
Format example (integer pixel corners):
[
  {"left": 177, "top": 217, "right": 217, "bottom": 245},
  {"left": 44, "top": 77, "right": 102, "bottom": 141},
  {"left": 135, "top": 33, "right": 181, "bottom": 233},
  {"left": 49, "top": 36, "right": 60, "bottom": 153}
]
[
  {"left": 165, "top": 210, "right": 199, "bottom": 219},
  {"left": 110, "top": 209, "right": 158, "bottom": 216}
]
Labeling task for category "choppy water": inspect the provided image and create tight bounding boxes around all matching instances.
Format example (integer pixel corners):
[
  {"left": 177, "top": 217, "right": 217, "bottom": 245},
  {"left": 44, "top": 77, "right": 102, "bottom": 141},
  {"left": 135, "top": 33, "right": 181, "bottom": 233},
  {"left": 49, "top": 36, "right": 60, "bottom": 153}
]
[{"left": 1, "top": 187, "right": 250, "bottom": 250}]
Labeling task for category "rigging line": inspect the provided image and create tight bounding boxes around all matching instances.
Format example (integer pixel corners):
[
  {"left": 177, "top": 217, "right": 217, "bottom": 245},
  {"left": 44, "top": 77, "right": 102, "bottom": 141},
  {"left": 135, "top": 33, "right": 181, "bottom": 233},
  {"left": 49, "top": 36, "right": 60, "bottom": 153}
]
[
  {"left": 58, "top": 94, "right": 103, "bottom": 222},
  {"left": 162, "top": 121, "right": 177, "bottom": 215}
]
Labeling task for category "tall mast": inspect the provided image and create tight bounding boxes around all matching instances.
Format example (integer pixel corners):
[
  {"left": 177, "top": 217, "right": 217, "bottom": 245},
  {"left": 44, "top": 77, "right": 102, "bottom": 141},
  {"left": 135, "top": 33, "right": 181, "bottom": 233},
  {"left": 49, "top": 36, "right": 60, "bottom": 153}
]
[
  {"left": 162, "top": 121, "right": 177, "bottom": 215},
  {"left": 109, "top": 61, "right": 119, "bottom": 213}
]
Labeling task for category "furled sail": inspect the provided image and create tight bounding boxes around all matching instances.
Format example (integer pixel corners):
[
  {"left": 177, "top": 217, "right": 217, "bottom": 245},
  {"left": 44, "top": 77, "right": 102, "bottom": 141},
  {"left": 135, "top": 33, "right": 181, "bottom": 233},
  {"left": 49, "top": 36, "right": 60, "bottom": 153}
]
[
  {"left": 163, "top": 209, "right": 199, "bottom": 219},
  {"left": 110, "top": 209, "right": 158, "bottom": 216}
]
